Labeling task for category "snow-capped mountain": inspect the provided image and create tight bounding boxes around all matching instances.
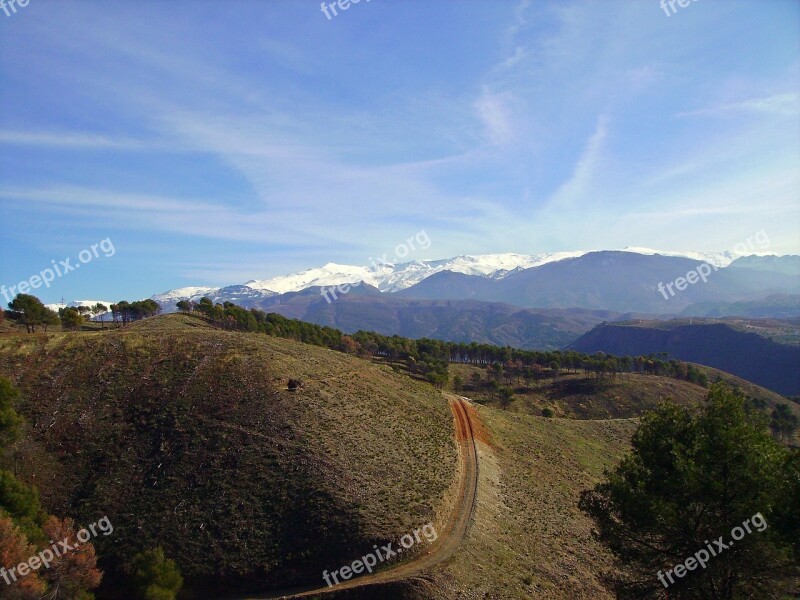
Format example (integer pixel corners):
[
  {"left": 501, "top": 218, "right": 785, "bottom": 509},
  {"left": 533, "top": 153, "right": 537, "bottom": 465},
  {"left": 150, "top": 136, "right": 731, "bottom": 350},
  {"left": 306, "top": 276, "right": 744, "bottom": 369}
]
[
  {"left": 44, "top": 300, "right": 115, "bottom": 317},
  {"left": 151, "top": 252, "right": 588, "bottom": 308},
  {"left": 146, "top": 286, "right": 219, "bottom": 304},
  {"left": 150, "top": 247, "right": 787, "bottom": 309},
  {"left": 620, "top": 247, "right": 773, "bottom": 268},
  {"left": 242, "top": 252, "right": 587, "bottom": 295}
]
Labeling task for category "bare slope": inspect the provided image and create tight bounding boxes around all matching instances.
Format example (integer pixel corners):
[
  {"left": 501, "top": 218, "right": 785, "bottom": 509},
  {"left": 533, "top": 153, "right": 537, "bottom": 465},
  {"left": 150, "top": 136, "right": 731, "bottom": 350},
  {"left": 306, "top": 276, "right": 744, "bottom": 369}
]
[
  {"left": 242, "top": 395, "right": 479, "bottom": 599},
  {"left": 0, "top": 315, "right": 458, "bottom": 596},
  {"left": 336, "top": 402, "right": 637, "bottom": 600},
  {"left": 435, "top": 406, "right": 636, "bottom": 599}
]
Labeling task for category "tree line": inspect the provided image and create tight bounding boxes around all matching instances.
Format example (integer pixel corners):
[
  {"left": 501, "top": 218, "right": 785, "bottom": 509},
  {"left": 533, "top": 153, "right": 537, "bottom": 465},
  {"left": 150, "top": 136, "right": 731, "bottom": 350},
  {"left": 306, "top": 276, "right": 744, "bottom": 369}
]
[
  {"left": 3, "top": 294, "right": 160, "bottom": 332},
  {"left": 180, "top": 297, "right": 711, "bottom": 391}
]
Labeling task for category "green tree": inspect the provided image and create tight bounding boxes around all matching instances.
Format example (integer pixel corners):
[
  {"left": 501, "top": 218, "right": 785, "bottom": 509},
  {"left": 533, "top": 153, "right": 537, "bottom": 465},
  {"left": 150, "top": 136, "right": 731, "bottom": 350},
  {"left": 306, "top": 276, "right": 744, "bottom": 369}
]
[
  {"left": 498, "top": 386, "right": 514, "bottom": 410},
  {"left": 0, "top": 378, "right": 46, "bottom": 541},
  {"left": 470, "top": 371, "right": 482, "bottom": 389},
  {"left": 0, "top": 470, "right": 46, "bottom": 542},
  {"left": 452, "top": 374, "right": 464, "bottom": 393},
  {"left": 580, "top": 384, "right": 799, "bottom": 598},
  {"left": 0, "top": 378, "right": 23, "bottom": 452},
  {"left": 7, "top": 294, "right": 55, "bottom": 333},
  {"left": 770, "top": 403, "right": 799, "bottom": 442},
  {"left": 549, "top": 360, "right": 560, "bottom": 377},
  {"left": 93, "top": 302, "right": 109, "bottom": 328},
  {"left": 132, "top": 548, "right": 183, "bottom": 600},
  {"left": 195, "top": 297, "right": 214, "bottom": 317},
  {"left": 60, "top": 307, "right": 84, "bottom": 331},
  {"left": 175, "top": 300, "right": 192, "bottom": 314},
  {"left": 42, "top": 308, "right": 59, "bottom": 332}
]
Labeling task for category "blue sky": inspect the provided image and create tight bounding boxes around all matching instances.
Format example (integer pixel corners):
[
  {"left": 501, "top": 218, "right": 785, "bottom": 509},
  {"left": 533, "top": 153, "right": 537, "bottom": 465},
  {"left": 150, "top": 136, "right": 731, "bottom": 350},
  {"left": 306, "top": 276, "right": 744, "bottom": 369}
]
[{"left": 0, "top": 0, "right": 798, "bottom": 303}]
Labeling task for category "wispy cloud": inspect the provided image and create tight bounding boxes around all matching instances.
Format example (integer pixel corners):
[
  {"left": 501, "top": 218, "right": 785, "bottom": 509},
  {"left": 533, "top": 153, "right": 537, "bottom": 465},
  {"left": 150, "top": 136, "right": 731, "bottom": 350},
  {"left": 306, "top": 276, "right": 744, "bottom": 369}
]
[
  {"left": 1, "top": 0, "right": 798, "bottom": 301},
  {"left": 546, "top": 114, "right": 609, "bottom": 208},
  {"left": 0, "top": 130, "right": 154, "bottom": 150},
  {"left": 678, "top": 93, "right": 800, "bottom": 118},
  {"left": 474, "top": 87, "right": 515, "bottom": 145}
]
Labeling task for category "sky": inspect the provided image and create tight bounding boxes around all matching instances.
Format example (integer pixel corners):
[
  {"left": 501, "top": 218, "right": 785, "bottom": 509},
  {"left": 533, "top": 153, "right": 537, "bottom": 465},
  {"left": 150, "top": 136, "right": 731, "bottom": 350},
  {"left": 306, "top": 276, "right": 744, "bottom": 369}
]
[{"left": 0, "top": 0, "right": 798, "bottom": 303}]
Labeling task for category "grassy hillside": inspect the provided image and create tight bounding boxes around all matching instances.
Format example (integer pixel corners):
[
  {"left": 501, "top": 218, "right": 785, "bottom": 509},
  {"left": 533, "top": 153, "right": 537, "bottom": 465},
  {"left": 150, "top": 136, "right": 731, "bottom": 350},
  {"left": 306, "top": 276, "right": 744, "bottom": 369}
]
[
  {"left": 438, "top": 407, "right": 636, "bottom": 599},
  {"left": 448, "top": 363, "right": 795, "bottom": 420},
  {"left": 0, "top": 315, "right": 458, "bottom": 596},
  {"left": 1, "top": 313, "right": 793, "bottom": 599},
  {"left": 331, "top": 407, "right": 637, "bottom": 600}
]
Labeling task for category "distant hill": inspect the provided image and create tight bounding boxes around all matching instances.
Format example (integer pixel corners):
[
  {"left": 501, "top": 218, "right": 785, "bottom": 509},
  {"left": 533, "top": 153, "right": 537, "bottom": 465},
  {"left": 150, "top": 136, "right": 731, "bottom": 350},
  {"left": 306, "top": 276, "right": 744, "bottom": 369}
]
[
  {"left": 729, "top": 255, "right": 800, "bottom": 276},
  {"left": 398, "top": 252, "right": 800, "bottom": 313},
  {"left": 159, "top": 283, "right": 643, "bottom": 349},
  {"left": 262, "top": 292, "right": 632, "bottom": 350},
  {"left": 568, "top": 320, "right": 800, "bottom": 396},
  {"left": 681, "top": 294, "right": 800, "bottom": 318}
]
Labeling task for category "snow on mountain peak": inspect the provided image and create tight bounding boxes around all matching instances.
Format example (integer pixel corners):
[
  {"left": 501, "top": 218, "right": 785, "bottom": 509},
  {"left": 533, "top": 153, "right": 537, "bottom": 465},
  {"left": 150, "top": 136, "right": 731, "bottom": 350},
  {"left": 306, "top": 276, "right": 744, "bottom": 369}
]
[
  {"left": 150, "top": 247, "right": 780, "bottom": 307},
  {"left": 619, "top": 246, "right": 774, "bottom": 268},
  {"left": 44, "top": 299, "right": 115, "bottom": 314}
]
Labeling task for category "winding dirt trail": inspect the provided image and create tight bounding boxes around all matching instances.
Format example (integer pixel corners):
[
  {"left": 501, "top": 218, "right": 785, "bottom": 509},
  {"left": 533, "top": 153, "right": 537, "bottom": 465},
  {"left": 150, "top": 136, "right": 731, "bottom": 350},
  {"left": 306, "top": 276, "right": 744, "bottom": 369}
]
[{"left": 241, "top": 394, "right": 479, "bottom": 599}]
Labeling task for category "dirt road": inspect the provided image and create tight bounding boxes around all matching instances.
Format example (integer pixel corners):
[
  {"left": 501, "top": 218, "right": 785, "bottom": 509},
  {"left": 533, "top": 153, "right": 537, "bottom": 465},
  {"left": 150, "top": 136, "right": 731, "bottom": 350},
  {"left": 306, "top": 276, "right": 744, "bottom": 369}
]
[{"left": 242, "top": 394, "right": 479, "bottom": 599}]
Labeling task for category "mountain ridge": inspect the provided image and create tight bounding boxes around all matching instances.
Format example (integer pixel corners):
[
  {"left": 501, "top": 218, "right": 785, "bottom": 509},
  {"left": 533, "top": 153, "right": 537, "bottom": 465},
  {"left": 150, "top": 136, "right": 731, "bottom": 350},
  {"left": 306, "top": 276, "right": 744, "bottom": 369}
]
[{"left": 153, "top": 248, "right": 793, "bottom": 306}]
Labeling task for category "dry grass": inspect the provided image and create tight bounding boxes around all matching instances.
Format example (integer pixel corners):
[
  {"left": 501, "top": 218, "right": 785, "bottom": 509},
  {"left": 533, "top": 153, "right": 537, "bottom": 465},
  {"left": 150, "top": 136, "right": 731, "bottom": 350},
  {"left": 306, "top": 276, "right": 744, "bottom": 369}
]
[
  {"left": 0, "top": 315, "right": 457, "bottom": 596},
  {"left": 426, "top": 405, "right": 636, "bottom": 599},
  {"left": 448, "top": 363, "right": 795, "bottom": 423}
]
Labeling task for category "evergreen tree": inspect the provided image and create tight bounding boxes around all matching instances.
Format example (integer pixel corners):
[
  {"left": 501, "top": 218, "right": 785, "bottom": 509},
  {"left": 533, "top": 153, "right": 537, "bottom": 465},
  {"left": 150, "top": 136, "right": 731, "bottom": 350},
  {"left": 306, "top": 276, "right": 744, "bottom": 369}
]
[
  {"left": 132, "top": 548, "right": 183, "bottom": 600},
  {"left": 580, "top": 384, "right": 800, "bottom": 598}
]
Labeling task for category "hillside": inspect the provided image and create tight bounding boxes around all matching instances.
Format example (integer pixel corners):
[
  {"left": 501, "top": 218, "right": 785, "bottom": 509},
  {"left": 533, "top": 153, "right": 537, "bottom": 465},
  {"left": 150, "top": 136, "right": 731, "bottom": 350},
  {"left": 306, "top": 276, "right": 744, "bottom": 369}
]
[
  {"left": 449, "top": 365, "right": 719, "bottom": 418},
  {"left": 681, "top": 294, "right": 800, "bottom": 318},
  {"left": 0, "top": 314, "right": 794, "bottom": 598},
  {"left": 163, "top": 286, "right": 633, "bottom": 350},
  {"left": 0, "top": 315, "right": 458, "bottom": 597},
  {"left": 295, "top": 294, "right": 626, "bottom": 350},
  {"left": 443, "top": 362, "right": 799, "bottom": 443},
  {"left": 569, "top": 320, "right": 800, "bottom": 396},
  {"left": 326, "top": 408, "right": 638, "bottom": 599}
]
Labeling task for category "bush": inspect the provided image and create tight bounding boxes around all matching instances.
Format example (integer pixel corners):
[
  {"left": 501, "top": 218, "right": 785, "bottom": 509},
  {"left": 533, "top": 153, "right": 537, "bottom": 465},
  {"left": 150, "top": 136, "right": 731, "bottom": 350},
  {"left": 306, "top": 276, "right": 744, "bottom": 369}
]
[
  {"left": 0, "top": 378, "right": 23, "bottom": 452},
  {"left": 132, "top": 548, "right": 183, "bottom": 600},
  {"left": 541, "top": 407, "right": 554, "bottom": 418}
]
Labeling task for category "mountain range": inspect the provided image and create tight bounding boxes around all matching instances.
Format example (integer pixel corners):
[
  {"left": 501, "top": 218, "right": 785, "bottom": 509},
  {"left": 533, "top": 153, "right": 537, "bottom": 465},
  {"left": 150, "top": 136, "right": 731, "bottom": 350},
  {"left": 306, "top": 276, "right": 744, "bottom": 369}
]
[
  {"left": 137, "top": 250, "right": 800, "bottom": 351},
  {"left": 155, "top": 248, "right": 789, "bottom": 304}
]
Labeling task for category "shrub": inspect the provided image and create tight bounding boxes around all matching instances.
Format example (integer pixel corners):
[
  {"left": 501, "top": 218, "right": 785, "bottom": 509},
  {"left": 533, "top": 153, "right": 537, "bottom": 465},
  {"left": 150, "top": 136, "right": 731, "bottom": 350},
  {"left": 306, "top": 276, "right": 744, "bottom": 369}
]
[{"left": 132, "top": 548, "right": 183, "bottom": 600}]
